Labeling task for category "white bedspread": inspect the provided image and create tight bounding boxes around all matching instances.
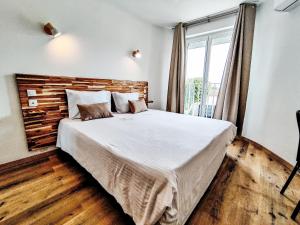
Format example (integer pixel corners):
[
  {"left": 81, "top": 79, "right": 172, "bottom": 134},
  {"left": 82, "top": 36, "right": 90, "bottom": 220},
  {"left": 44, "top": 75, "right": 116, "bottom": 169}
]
[{"left": 57, "top": 109, "right": 236, "bottom": 225}]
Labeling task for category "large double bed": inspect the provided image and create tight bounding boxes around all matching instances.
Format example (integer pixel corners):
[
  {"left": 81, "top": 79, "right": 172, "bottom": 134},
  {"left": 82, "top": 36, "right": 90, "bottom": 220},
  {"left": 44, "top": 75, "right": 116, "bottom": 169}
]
[
  {"left": 16, "top": 74, "right": 236, "bottom": 225},
  {"left": 57, "top": 109, "right": 236, "bottom": 225}
]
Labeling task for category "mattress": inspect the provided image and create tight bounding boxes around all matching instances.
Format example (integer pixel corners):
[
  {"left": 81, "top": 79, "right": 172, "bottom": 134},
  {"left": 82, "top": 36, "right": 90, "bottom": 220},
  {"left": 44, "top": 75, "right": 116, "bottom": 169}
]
[{"left": 57, "top": 109, "right": 236, "bottom": 225}]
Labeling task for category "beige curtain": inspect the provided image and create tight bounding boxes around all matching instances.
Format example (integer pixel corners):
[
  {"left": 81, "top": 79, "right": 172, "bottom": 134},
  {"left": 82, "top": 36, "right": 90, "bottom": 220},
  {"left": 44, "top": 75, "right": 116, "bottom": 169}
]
[
  {"left": 166, "top": 23, "right": 186, "bottom": 113},
  {"left": 213, "top": 3, "right": 256, "bottom": 134}
]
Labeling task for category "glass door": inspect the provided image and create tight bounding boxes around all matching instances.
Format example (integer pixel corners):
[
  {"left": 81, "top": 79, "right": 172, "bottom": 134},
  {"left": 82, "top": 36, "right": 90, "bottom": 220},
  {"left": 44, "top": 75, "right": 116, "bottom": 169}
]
[
  {"left": 184, "top": 30, "right": 232, "bottom": 118},
  {"left": 184, "top": 38, "right": 207, "bottom": 116}
]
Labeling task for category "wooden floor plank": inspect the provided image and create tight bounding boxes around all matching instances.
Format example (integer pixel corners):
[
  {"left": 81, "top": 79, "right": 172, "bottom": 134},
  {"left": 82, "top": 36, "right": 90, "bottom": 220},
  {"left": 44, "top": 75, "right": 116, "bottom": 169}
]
[
  {"left": 18, "top": 186, "right": 98, "bottom": 225},
  {"left": 0, "top": 140, "right": 298, "bottom": 225},
  {"left": 0, "top": 162, "right": 80, "bottom": 200},
  {"left": 0, "top": 157, "right": 63, "bottom": 191},
  {"left": 61, "top": 197, "right": 109, "bottom": 225},
  {"left": 0, "top": 166, "right": 86, "bottom": 225}
]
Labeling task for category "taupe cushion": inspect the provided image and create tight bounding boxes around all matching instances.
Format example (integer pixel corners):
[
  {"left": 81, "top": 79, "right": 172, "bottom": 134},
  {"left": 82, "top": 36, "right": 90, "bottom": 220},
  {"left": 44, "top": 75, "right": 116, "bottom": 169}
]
[
  {"left": 128, "top": 99, "right": 148, "bottom": 114},
  {"left": 77, "top": 103, "right": 113, "bottom": 121}
]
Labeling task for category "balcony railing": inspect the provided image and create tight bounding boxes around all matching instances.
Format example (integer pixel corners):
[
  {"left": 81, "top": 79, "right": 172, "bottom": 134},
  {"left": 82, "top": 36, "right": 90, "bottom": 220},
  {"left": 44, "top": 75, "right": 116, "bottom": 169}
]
[{"left": 184, "top": 82, "right": 220, "bottom": 118}]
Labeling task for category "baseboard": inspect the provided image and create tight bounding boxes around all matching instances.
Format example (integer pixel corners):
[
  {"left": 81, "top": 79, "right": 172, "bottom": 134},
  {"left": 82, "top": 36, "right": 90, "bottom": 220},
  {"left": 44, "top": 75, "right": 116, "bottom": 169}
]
[
  {"left": 237, "top": 136, "right": 294, "bottom": 170},
  {"left": 0, "top": 150, "right": 59, "bottom": 174}
]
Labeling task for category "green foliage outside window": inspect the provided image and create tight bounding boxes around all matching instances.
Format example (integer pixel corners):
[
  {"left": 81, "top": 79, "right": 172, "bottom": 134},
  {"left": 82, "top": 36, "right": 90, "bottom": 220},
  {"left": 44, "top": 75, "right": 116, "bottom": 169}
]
[
  {"left": 184, "top": 77, "right": 203, "bottom": 115},
  {"left": 184, "top": 77, "right": 220, "bottom": 116}
]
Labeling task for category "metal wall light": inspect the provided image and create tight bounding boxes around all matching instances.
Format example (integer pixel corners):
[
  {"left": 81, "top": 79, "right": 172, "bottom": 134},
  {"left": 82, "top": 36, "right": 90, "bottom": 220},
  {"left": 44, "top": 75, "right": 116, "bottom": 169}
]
[
  {"left": 132, "top": 49, "right": 142, "bottom": 59},
  {"left": 43, "top": 22, "right": 61, "bottom": 38}
]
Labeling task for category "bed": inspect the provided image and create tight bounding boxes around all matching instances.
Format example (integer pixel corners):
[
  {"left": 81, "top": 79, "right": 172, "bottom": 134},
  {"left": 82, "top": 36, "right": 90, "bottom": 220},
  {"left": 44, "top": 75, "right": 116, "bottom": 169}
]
[
  {"left": 16, "top": 74, "right": 236, "bottom": 225},
  {"left": 57, "top": 109, "right": 236, "bottom": 225}
]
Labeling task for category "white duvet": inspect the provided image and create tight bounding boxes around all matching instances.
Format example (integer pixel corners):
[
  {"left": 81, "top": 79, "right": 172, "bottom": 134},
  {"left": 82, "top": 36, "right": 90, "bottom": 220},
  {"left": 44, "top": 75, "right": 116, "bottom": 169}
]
[{"left": 57, "top": 109, "right": 236, "bottom": 225}]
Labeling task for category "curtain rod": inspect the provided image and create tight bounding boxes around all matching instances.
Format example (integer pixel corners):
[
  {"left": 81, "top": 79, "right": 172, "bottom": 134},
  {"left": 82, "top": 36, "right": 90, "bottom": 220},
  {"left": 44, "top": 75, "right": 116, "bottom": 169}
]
[{"left": 182, "top": 7, "right": 239, "bottom": 29}]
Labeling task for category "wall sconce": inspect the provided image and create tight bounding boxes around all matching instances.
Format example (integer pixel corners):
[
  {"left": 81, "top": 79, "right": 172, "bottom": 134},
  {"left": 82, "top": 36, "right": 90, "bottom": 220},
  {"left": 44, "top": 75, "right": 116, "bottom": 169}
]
[
  {"left": 132, "top": 49, "right": 142, "bottom": 59},
  {"left": 43, "top": 22, "right": 61, "bottom": 38}
]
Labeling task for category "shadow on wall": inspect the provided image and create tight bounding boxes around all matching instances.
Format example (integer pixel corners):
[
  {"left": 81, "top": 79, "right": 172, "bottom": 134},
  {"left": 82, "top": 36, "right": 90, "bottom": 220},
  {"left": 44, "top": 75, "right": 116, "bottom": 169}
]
[
  {"left": 0, "top": 74, "right": 28, "bottom": 162},
  {"left": 146, "top": 27, "right": 164, "bottom": 110},
  {"left": 16, "top": 12, "right": 42, "bottom": 36},
  {"left": 147, "top": 27, "right": 173, "bottom": 110}
]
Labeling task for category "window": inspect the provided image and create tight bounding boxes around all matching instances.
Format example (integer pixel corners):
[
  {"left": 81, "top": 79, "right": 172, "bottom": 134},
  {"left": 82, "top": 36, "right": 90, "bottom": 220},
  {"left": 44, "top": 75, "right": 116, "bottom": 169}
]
[{"left": 184, "top": 30, "right": 232, "bottom": 118}]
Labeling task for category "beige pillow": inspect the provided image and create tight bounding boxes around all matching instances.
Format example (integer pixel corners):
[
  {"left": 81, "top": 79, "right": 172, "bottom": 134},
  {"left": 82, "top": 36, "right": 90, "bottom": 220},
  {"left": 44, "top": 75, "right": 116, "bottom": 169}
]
[
  {"left": 128, "top": 99, "right": 148, "bottom": 114},
  {"left": 77, "top": 103, "right": 113, "bottom": 121},
  {"left": 112, "top": 92, "right": 139, "bottom": 113}
]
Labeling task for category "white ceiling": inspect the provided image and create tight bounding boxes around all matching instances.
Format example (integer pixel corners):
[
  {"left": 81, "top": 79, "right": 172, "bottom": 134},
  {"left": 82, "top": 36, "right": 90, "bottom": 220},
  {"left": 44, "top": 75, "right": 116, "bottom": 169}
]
[{"left": 106, "top": 0, "right": 261, "bottom": 28}]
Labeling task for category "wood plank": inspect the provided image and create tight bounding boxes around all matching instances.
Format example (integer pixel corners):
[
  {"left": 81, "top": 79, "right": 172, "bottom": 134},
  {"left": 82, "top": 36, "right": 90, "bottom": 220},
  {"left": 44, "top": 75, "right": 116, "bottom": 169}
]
[
  {"left": 61, "top": 198, "right": 111, "bottom": 225},
  {"left": 0, "top": 157, "right": 62, "bottom": 191},
  {"left": 0, "top": 172, "right": 86, "bottom": 224},
  {"left": 0, "top": 162, "right": 81, "bottom": 200},
  {"left": 17, "top": 186, "right": 99, "bottom": 225},
  {"left": 0, "top": 150, "right": 58, "bottom": 175}
]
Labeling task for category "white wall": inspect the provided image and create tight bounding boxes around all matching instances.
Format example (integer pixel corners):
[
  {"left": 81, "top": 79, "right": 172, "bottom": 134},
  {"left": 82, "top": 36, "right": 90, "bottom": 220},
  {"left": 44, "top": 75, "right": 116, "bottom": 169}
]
[
  {"left": 243, "top": 0, "right": 300, "bottom": 164},
  {"left": 0, "top": 0, "right": 172, "bottom": 164}
]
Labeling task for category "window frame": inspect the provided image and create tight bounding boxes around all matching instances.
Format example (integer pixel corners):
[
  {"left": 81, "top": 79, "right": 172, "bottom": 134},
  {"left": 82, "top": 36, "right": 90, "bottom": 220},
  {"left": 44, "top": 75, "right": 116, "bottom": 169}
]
[{"left": 185, "top": 28, "right": 233, "bottom": 117}]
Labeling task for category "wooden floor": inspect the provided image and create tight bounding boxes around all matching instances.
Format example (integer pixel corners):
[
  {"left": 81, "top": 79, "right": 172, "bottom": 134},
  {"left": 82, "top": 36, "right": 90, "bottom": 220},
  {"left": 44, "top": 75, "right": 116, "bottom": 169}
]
[{"left": 0, "top": 139, "right": 299, "bottom": 225}]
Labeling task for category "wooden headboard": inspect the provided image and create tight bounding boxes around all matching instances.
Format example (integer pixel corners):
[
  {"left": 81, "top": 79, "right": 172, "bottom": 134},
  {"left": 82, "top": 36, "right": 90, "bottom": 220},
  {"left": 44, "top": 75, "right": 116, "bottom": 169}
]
[{"left": 16, "top": 74, "right": 148, "bottom": 152}]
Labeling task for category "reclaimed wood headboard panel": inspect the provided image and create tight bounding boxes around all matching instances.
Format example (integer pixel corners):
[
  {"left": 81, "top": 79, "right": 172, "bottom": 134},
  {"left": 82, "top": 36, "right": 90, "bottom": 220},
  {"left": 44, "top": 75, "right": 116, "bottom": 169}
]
[{"left": 16, "top": 74, "right": 148, "bottom": 152}]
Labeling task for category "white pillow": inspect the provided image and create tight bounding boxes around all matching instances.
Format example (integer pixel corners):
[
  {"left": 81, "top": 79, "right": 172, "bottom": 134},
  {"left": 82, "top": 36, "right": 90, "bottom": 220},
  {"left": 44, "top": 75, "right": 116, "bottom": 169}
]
[
  {"left": 112, "top": 92, "right": 139, "bottom": 113},
  {"left": 66, "top": 89, "right": 111, "bottom": 119}
]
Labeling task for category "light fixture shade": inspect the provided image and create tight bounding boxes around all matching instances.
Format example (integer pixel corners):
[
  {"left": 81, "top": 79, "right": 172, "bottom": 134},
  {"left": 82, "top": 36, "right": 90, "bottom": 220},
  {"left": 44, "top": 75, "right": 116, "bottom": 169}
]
[
  {"left": 132, "top": 49, "right": 142, "bottom": 58},
  {"left": 44, "top": 22, "right": 61, "bottom": 38}
]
